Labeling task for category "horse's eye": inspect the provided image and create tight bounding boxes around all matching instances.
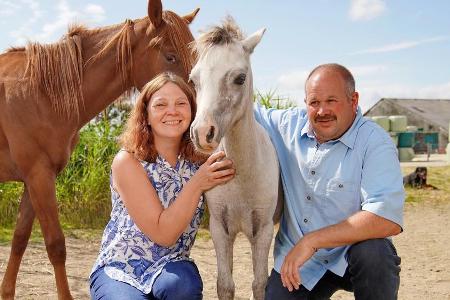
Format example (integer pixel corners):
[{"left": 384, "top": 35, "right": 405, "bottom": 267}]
[
  {"left": 165, "top": 53, "right": 177, "bottom": 64},
  {"left": 233, "top": 73, "right": 246, "bottom": 85}
]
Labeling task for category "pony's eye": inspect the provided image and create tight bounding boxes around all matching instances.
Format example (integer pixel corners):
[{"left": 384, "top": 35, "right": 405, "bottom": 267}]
[
  {"left": 165, "top": 53, "right": 177, "bottom": 64},
  {"left": 233, "top": 73, "right": 246, "bottom": 85}
]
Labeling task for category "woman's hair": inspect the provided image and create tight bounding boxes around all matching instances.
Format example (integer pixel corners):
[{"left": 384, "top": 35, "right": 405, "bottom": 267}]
[{"left": 120, "top": 72, "right": 207, "bottom": 164}]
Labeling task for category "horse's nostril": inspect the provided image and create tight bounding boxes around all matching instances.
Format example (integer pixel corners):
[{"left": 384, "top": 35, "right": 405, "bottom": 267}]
[{"left": 206, "top": 126, "right": 215, "bottom": 143}]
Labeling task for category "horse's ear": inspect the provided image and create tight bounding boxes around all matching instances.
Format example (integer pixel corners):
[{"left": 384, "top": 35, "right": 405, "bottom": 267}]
[
  {"left": 183, "top": 8, "right": 200, "bottom": 24},
  {"left": 242, "top": 28, "right": 266, "bottom": 54},
  {"left": 148, "top": 0, "right": 163, "bottom": 28}
]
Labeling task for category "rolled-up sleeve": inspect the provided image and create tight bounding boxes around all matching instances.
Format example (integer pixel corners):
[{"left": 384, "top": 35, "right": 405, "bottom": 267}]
[{"left": 360, "top": 130, "right": 405, "bottom": 227}]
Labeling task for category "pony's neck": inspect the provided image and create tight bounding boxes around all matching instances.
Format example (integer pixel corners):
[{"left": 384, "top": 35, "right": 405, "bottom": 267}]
[
  {"left": 78, "top": 22, "right": 136, "bottom": 127},
  {"left": 221, "top": 87, "right": 259, "bottom": 168}
]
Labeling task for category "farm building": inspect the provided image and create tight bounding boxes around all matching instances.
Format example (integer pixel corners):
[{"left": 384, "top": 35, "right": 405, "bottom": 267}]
[{"left": 364, "top": 98, "right": 450, "bottom": 153}]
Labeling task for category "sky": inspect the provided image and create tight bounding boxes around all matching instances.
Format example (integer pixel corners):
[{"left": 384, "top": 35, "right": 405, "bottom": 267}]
[{"left": 1, "top": 0, "right": 449, "bottom": 112}]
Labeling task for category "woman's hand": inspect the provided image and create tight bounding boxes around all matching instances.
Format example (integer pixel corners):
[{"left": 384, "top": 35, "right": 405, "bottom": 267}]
[{"left": 191, "top": 151, "right": 235, "bottom": 192}]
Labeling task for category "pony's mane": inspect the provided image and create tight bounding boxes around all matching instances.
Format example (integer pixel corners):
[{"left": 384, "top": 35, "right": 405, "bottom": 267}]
[
  {"left": 193, "top": 16, "right": 243, "bottom": 56},
  {"left": 24, "top": 10, "right": 194, "bottom": 119}
]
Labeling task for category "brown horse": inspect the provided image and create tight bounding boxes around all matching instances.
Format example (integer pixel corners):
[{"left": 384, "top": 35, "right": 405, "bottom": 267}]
[{"left": 0, "top": 0, "right": 198, "bottom": 299}]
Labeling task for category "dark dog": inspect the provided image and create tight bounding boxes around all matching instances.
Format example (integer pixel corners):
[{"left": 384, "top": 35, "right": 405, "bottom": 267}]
[{"left": 403, "top": 167, "right": 438, "bottom": 189}]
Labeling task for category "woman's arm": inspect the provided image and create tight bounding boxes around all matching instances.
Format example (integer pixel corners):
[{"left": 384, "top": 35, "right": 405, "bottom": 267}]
[{"left": 112, "top": 151, "right": 234, "bottom": 247}]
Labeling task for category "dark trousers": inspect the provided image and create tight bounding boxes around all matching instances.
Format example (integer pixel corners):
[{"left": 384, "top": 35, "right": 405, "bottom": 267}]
[{"left": 265, "top": 238, "right": 401, "bottom": 300}]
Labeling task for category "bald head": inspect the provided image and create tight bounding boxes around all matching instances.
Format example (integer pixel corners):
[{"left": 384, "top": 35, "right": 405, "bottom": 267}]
[{"left": 305, "top": 63, "right": 355, "bottom": 98}]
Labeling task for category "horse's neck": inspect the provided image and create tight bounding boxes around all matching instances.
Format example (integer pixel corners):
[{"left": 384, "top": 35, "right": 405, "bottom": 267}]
[
  {"left": 78, "top": 24, "right": 132, "bottom": 126},
  {"left": 221, "top": 99, "right": 260, "bottom": 169}
]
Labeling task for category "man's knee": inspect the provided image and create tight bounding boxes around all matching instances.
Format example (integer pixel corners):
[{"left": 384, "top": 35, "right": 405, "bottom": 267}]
[
  {"left": 347, "top": 238, "right": 401, "bottom": 299},
  {"left": 348, "top": 238, "right": 401, "bottom": 270},
  {"left": 265, "top": 269, "right": 307, "bottom": 300}
]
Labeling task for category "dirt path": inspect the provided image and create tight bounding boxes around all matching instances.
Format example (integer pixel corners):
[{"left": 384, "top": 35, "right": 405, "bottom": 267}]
[{"left": 1, "top": 199, "right": 450, "bottom": 300}]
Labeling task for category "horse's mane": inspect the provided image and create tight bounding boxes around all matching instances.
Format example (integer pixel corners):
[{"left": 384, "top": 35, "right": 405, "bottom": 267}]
[
  {"left": 193, "top": 16, "right": 243, "bottom": 56},
  {"left": 6, "top": 46, "right": 25, "bottom": 52},
  {"left": 24, "top": 10, "right": 194, "bottom": 119}
]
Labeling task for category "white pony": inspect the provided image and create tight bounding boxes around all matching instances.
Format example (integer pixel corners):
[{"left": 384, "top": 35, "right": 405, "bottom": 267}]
[{"left": 190, "top": 18, "right": 282, "bottom": 300}]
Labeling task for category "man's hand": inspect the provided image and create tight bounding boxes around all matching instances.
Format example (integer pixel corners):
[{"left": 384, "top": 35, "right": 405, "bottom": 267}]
[{"left": 280, "top": 238, "right": 317, "bottom": 292}]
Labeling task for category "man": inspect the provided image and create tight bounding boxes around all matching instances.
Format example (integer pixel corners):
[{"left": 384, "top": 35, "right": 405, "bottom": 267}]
[{"left": 254, "top": 63, "right": 404, "bottom": 300}]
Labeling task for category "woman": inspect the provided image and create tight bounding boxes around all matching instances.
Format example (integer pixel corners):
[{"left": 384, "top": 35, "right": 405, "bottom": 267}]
[{"left": 89, "top": 72, "right": 235, "bottom": 300}]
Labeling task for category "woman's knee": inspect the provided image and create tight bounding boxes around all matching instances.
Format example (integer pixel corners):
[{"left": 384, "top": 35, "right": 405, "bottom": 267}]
[
  {"left": 153, "top": 260, "right": 203, "bottom": 300},
  {"left": 90, "top": 267, "right": 147, "bottom": 300}
]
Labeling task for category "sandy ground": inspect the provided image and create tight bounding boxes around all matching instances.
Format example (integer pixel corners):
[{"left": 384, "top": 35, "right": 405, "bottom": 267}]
[{"left": 1, "top": 197, "right": 449, "bottom": 300}]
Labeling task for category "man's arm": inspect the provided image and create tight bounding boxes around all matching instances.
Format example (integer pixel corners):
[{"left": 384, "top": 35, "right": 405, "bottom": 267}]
[
  {"left": 280, "top": 126, "right": 404, "bottom": 292},
  {"left": 280, "top": 211, "right": 401, "bottom": 291}
]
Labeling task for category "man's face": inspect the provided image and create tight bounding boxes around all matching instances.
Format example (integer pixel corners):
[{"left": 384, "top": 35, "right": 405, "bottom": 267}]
[{"left": 305, "top": 69, "right": 358, "bottom": 143}]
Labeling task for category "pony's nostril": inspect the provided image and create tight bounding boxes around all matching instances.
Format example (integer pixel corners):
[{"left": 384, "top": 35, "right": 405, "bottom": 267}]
[{"left": 206, "top": 126, "right": 215, "bottom": 143}]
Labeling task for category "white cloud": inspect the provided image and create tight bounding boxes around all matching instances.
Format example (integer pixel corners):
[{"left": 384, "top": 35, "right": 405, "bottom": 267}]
[
  {"left": 277, "top": 70, "right": 309, "bottom": 90},
  {"left": 0, "top": 0, "right": 19, "bottom": 16},
  {"left": 359, "top": 81, "right": 450, "bottom": 112},
  {"left": 8, "top": 0, "right": 44, "bottom": 45},
  {"left": 265, "top": 66, "right": 450, "bottom": 113},
  {"left": 84, "top": 4, "right": 106, "bottom": 23},
  {"left": 350, "top": 64, "right": 388, "bottom": 77},
  {"left": 349, "top": 0, "right": 386, "bottom": 21},
  {"left": 351, "top": 36, "right": 450, "bottom": 55},
  {"left": 34, "top": 0, "right": 78, "bottom": 42},
  {"left": 271, "top": 70, "right": 310, "bottom": 106},
  {"left": 9, "top": 0, "right": 107, "bottom": 46}
]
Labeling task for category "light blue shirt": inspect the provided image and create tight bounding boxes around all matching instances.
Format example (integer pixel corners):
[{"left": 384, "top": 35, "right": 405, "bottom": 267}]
[{"left": 254, "top": 104, "right": 404, "bottom": 290}]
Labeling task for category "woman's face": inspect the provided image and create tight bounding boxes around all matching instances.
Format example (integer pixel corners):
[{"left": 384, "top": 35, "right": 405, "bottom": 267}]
[{"left": 147, "top": 82, "right": 192, "bottom": 142}]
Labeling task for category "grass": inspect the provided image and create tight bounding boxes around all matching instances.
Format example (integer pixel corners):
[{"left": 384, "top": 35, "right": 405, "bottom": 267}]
[
  {"left": 402, "top": 165, "right": 450, "bottom": 204},
  {"left": 0, "top": 95, "right": 448, "bottom": 244}
]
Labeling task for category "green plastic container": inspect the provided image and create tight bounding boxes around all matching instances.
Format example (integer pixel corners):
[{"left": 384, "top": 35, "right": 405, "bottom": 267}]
[{"left": 398, "top": 132, "right": 415, "bottom": 148}]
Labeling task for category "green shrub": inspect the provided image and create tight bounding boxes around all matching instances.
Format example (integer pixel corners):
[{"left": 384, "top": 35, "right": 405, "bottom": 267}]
[
  {"left": 1, "top": 92, "right": 297, "bottom": 232},
  {"left": 0, "top": 104, "right": 129, "bottom": 230}
]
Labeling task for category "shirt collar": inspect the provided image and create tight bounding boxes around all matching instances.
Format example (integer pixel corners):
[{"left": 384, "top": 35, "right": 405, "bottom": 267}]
[{"left": 300, "top": 107, "right": 363, "bottom": 149}]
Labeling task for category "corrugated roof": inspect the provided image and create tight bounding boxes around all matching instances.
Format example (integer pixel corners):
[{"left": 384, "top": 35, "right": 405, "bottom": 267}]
[{"left": 365, "top": 98, "right": 450, "bottom": 130}]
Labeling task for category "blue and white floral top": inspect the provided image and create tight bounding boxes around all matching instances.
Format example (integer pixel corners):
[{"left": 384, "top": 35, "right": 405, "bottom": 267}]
[{"left": 90, "top": 154, "right": 205, "bottom": 293}]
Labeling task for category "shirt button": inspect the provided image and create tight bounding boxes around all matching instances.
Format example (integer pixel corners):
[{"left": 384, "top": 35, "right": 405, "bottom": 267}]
[
  {"left": 303, "top": 218, "right": 308, "bottom": 223},
  {"left": 311, "top": 170, "right": 316, "bottom": 175},
  {"left": 338, "top": 184, "right": 343, "bottom": 188},
  {"left": 306, "top": 195, "right": 311, "bottom": 200},
  {"left": 324, "top": 260, "right": 329, "bottom": 264}
]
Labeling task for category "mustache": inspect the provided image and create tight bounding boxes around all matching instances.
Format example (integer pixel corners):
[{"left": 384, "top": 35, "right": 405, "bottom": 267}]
[{"left": 315, "top": 115, "right": 337, "bottom": 122}]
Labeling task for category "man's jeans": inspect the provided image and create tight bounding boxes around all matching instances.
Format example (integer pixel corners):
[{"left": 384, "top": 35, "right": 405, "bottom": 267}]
[
  {"left": 90, "top": 260, "right": 203, "bottom": 300},
  {"left": 265, "top": 238, "right": 401, "bottom": 300}
]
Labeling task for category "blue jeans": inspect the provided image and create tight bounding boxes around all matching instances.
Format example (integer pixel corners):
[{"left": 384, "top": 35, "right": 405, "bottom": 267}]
[
  {"left": 90, "top": 260, "right": 203, "bottom": 300},
  {"left": 265, "top": 238, "right": 401, "bottom": 300}
]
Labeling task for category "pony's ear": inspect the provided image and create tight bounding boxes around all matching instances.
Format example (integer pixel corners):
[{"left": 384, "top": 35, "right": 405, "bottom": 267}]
[
  {"left": 148, "top": 0, "right": 163, "bottom": 28},
  {"left": 183, "top": 8, "right": 200, "bottom": 24},
  {"left": 242, "top": 28, "right": 266, "bottom": 54}
]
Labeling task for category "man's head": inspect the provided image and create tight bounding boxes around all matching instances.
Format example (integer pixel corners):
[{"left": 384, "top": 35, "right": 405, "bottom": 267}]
[{"left": 304, "top": 63, "right": 359, "bottom": 143}]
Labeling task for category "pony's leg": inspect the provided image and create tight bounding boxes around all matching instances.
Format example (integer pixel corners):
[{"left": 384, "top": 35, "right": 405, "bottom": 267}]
[
  {"left": 26, "top": 170, "right": 73, "bottom": 300},
  {"left": 210, "top": 215, "right": 236, "bottom": 300},
  {"left": 249, "top": 221, "right": 274, "bottom": 300},
  {"left": 1, "top": 187, "right": 35, "bottom": 300}
]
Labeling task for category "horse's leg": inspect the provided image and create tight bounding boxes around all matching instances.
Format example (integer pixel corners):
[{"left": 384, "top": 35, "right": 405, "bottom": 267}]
[
  {"left": 1, "top": 187, "right": 35, "bottom": 300},
  {"left": 26, "top": 168, "right": 73, "bottom": 300},
  {"left": 249, "top": 220, "right": 274, "bottom": 300},
  {"left": 210, "top": 214, "right": 236, "bottom": 300}
]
